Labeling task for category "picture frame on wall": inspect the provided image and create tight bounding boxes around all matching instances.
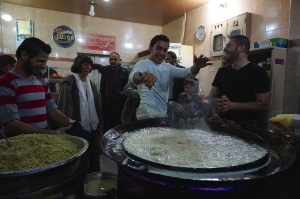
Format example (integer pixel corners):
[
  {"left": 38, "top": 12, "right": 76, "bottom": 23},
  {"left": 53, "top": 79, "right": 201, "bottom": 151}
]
[{"left": 16, "top": 19, "right": 33, "bottom": 48}]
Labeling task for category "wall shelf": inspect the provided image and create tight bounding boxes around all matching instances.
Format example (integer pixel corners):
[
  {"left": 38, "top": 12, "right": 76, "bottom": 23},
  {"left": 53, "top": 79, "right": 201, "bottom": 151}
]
[{"left": 248, "top": 47, "right": 287, "bottom": 128}]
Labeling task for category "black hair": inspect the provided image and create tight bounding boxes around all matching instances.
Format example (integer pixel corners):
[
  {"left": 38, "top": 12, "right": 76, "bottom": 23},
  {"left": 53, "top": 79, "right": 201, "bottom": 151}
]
[
  {"left": 71, "top": 55, "right": 93, "bottom": 73},
  {"left": 109, "top": 52, "right": 120, "bottom": 58},
  {"left": 150, "top": 34, "right": 170, "bottom": 46},
  {"left": 16, "top": 37, "right": 52, "bottom": 59},
  {"left": 167, "top": 51, "right": 177, "bottom": 59},
  {"left": 0, "top": 55, "right": 16, "bottom": 69},
  {"left": 230, "top": 35, "right": 250, "bottom": 54},
  {"left": 184, "top": 78, "right": 199, "bottom": 93}
]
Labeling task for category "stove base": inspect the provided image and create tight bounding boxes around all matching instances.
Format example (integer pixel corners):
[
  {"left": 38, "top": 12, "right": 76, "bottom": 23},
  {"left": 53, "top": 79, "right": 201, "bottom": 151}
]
[{"left": 116, "top": 166, "right": 282, "bottom": 199}]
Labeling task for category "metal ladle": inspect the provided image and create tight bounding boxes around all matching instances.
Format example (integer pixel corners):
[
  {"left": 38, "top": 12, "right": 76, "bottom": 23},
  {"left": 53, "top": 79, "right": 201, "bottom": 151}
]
[{"left": 0, "top": 129, "right": 11, "bottom": 147}]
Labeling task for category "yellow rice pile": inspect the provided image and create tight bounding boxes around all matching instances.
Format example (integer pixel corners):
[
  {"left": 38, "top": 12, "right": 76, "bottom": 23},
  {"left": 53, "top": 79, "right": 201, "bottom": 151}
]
[{"left": 0, "top": 134, "right": 81, "bottom": 172}]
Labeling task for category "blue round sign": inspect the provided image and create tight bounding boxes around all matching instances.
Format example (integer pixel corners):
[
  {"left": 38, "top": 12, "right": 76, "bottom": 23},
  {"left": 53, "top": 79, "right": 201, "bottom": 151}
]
[{"left": 52, "top": 25, "right": 76, "bottom": 48}]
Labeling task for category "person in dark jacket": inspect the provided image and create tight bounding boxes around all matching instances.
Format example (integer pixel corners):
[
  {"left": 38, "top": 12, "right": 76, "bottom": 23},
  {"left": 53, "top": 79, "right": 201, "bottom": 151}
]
[
  {"left": 93, "top": 52, "right": 129, "bottom": 132},
  {"left": 57, "top": 55, "right": 103, "bottom": 173},
  {"left": 165, "top": 51, "right": 185, "bottom": 102}
]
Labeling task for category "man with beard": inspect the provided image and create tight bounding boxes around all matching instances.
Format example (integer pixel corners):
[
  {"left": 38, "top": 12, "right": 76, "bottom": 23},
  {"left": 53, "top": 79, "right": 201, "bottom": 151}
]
[
  {"left": 129, "top": 34, "right": 211, "bottom": 120},
  {"left": 0, "top": 37, "right": 73, "bottom": 137},
  {"left": 208, "top": 35, "right": 270, "bottom": 126},
  {"left": 92, "top": 52, "right": 129, "bottom": 132}
]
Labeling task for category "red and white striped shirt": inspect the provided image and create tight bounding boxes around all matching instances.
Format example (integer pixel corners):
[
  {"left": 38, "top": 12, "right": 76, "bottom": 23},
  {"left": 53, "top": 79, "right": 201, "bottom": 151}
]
[{"left": 0, "top": 71, "right": 57, "bottom": 128}]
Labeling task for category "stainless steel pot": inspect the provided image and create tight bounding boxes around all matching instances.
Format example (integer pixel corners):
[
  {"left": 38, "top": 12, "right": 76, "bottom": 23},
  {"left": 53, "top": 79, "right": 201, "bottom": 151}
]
[
  {"left": 83, "top": 172, "right": 117, "bottom": 199},
  {"left": 101, "top": 118, "right": 295, "bottom": 182},
  {"left": 0, "top": 135, "right": 89, "bottom": 196}
]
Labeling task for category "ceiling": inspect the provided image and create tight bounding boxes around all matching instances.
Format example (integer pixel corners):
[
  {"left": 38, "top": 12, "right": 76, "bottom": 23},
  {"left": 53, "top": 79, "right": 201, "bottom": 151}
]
[{"left": 2, "top": 0, "right": 209, "bottom": 26}]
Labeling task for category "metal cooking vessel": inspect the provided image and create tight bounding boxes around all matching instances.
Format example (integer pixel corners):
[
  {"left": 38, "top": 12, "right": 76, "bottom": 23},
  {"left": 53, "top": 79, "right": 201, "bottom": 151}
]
[
  {"left": 0, "top": 135, "right": 89, "bottom": 195},
  {"left": 101, "top": 118, "right": 296, "bottom": 182},
  {"left": 83, "top": 172, "right": 117, "bottom": 199},
  {"left": 122, "top": 124, "right": 270, "bottom": 173}
]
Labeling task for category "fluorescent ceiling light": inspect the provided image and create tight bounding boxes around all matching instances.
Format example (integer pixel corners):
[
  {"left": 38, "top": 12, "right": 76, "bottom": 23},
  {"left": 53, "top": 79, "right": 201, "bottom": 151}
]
[{"left": 1, "top": 14, "right": 12, "bottom": 21}]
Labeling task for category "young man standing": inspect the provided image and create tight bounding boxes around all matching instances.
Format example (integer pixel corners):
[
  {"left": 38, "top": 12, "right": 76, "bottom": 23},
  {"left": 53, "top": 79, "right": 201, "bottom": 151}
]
[
  {"left": 129, "top": 34, "right": 211, "bottom": 120},
  {"left": 0, "top": 37, "right": 73, "bottom": 137},
  {"left": 209, "top": 35, "right": 270, "bottom": 125}
]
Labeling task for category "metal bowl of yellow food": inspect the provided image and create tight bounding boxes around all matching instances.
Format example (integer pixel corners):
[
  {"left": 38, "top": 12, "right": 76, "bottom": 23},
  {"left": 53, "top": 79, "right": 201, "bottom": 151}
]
[{"left": 0, "top": 134, "right": 89, "bottom": 195}]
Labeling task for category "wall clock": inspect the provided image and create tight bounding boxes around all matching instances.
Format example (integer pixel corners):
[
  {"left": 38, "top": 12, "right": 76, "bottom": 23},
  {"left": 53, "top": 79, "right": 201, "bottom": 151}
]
[{"left": 196, "top": 25, "right": 206, "bottom": 41}]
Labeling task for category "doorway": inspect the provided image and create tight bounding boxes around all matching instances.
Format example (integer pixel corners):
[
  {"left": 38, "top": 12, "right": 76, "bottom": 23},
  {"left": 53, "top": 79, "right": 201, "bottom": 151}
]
[{"left": 78, "top": 53, "right": 109, "bottom": 92}]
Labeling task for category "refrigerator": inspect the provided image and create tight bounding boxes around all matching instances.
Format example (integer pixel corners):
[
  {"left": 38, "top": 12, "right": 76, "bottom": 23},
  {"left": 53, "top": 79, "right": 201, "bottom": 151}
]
[{"left": 169, "top": 43, "right": 194, "bottom": 67}]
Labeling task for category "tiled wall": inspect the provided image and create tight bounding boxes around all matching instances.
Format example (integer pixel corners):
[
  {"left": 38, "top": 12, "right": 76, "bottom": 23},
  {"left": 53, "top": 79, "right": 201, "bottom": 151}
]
[
  {"left": 0, "top": 3, "right": 162, "bottom": 74},
  {"left": 164, "top": 0, "right": 290, "bottom": 50},
  {"left": 284, "top": 0, "right": 300, "bottom": 113},
  {"left": 1, "top": 1, "right": 295, "bottom": 111},
  {"left": 163, "top": 0, "right": 290, "bottom": 97}
]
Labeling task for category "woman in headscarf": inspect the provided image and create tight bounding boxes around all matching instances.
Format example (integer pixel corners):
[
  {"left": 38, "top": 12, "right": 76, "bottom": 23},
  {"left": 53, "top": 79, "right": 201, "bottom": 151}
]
[{"left": 57, "top": 55, "right": 103, "bottom": 173}]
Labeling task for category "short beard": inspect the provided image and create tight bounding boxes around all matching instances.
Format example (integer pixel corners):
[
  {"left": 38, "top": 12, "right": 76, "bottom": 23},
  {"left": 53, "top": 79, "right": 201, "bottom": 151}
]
[
  {"left": 23, "top": 60, "right": 37, "bottom": 75},
  {"left": 225, "top": 49, "right": 239, "bottom": 63}
]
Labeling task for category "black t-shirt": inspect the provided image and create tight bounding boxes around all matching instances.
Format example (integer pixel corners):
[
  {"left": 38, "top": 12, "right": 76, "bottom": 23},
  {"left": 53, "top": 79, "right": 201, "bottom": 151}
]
[{"left": 212, "top": 63, "right": 270, "bottom": 122}]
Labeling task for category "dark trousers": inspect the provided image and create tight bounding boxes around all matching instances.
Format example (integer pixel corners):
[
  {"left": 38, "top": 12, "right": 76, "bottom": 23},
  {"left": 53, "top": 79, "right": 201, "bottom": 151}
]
[
  {"left": 103, "top": 103, "right": 124, "bottom": 133},
  {"left": 85, "top": 130, "right": 101, "bottom": 173},
  {"left": 67, "top": 123, "right": 101, "bottom": 173}
]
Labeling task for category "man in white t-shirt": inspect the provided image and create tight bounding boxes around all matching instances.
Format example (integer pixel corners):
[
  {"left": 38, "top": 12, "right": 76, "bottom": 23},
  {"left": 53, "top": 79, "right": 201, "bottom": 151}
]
[{"left": 129, "top": 34, "right": 211, "bottom": 119}]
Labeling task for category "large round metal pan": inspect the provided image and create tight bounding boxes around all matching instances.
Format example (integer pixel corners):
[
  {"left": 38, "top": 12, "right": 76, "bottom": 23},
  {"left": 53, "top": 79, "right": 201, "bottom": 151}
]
[
  {"left": 122, "top": 124, "right": 270, "bottom": 173},
  {"left": 0, "top": 135, "right": 89, "bottom": 195},
  {"left": 101, "top": 118, "right": 296, "bottom": 182},
  {"left": 0, "top": 156, "right": 89, "bottom": 199}
]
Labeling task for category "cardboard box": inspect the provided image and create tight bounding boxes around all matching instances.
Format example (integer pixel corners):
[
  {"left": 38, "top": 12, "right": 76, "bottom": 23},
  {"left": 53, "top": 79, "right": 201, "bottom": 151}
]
[{"left": 270, "top": 38, "right": 288, "bottom": 48}]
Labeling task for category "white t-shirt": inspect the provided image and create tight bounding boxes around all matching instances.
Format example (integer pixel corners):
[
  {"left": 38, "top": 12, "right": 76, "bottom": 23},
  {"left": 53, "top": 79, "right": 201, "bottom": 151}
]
[{"left": 129, "top": 59, "right": 195, "bottom": 119}]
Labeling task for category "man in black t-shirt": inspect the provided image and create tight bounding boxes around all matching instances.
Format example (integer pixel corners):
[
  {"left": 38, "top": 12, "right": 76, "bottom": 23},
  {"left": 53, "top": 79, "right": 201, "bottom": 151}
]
[{"left": 208, "top": 35, "right": 270, "bottom": 125}]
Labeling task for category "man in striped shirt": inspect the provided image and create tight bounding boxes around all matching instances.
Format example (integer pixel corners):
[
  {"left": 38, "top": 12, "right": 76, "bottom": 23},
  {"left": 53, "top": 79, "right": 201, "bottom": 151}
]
[{"left": 0, "top": 37, "right": 72, "bottom": 137}]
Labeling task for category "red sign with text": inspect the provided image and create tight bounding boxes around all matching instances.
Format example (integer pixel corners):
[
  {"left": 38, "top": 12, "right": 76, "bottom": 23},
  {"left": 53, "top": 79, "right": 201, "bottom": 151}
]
[{"left": 79, "top": 33, "right": 115, "bottom": 51}]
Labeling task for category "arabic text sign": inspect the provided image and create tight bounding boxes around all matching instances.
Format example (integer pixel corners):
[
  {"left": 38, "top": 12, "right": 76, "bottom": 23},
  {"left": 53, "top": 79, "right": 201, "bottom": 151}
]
[
  {"left": 52, "top": 25, "right": 75, "bottom": 48},
  {"left": 79, "top": 33, "right": 115, "bottom": 51}
]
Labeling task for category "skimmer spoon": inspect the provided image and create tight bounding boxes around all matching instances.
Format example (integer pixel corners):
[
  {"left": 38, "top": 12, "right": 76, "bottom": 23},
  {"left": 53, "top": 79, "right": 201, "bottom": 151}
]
[{"left": 0, "top": 129, "right": 11, "bottom": 147}]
